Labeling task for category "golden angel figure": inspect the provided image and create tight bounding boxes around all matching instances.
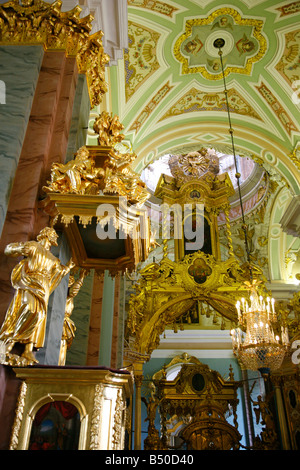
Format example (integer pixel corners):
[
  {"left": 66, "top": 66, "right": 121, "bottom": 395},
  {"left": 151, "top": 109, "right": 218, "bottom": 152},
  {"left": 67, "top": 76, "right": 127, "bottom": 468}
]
[{"left": 0, "top": 227, "right": 75, "bottom": 365}]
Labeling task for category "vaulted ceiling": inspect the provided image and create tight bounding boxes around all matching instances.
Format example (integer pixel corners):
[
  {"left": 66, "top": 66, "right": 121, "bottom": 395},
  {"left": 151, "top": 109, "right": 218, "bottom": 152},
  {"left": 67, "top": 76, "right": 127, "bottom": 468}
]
[
  {"left": 97, "top": 0, "right": 300, "bottom": 184},
  {"left": 87, "top": 0, "right": 300, "bottom": 286}
]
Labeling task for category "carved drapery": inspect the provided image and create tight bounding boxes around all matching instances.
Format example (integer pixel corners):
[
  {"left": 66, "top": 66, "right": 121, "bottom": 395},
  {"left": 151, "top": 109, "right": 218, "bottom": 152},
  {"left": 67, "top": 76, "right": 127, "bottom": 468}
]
[{"left": 126, "top": 253, "right": 265, "bottom": 357}]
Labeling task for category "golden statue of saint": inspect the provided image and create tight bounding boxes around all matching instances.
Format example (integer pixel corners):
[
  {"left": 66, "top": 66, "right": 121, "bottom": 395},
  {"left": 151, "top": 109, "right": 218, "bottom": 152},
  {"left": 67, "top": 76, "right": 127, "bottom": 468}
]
[{"left": 0, "top": 227, "right": 75, "bottom": 365}]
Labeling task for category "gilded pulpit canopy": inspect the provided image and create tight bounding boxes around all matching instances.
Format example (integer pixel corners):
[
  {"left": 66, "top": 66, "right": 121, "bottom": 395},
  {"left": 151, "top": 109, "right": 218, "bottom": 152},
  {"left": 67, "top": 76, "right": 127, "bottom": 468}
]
[
  {"left": 0, "top": 227, "right": 74, "bottom": 366},
  {"left": 41, "top": 112, "right": 151, "bottom": 275}
]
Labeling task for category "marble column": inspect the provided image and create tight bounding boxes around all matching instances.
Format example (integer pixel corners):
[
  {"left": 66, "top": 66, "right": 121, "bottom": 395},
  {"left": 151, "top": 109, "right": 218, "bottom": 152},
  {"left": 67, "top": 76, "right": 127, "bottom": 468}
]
[
  {"left": 241, "top": 369, "right": 255, "bottom": 447},
  {"left": 0, "top": 51, "right": 79, "bottom": 327},
  {"left": 65, "top": 74, "right": 90, "bottom": 163},
  {"left": 111, "top": 274, "right": 121, "bottom": 369},
  {"left": 0, "top": 45, "right": 44, "bottom": 237},
  {"left": 99, "top": 271, "right": 115, "bottom": 367},
  {"left": 86, "top": 273, "right": 105, "bottom": 366},
  {"left": 35, "top": 232, "right": 71, "bottom": 365},
  {"left": 117, "top": 274, "right": 127, "bottom": 368},
  {"left": 65, "top": 270, "right": 94, "bottom": 366}
]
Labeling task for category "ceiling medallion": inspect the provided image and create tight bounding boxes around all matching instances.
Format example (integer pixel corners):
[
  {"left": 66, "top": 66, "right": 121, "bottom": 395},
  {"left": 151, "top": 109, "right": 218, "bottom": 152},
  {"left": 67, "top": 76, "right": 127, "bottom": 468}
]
[{"left": 173, "top": 8, "right": 267, "bottom": 80}]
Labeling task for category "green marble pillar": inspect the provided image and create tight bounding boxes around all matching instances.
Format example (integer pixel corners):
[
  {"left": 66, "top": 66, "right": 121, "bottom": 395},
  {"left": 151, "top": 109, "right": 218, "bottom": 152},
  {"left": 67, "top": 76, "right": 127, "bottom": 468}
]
[{"left": 99, "top": 271, "right": 115, "bottom": 367}]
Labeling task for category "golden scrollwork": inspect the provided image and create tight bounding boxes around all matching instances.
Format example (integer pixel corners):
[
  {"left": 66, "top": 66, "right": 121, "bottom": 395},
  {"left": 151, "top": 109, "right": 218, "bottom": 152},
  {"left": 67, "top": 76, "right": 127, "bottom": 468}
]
[
  {"left": 11, "top": 367, "right": 133, "bottom": 450},
  {"left": 0, "top": 226, "right": 74, "bottom": 366},
  {"left": 89, "top": 383, "right": 104, "bottom": 450},
  {"left": 0, "top": 0, "right": 109, "bottom": 106},
  {"left": 126, "top": 252, "right": 256, "bottom": 357}
]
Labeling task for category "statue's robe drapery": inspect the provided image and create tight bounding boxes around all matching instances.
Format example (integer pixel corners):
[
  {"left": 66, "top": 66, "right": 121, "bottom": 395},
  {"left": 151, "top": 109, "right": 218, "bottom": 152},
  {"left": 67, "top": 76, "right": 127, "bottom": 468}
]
[{"left": 0, "top": 241, "right": 70, "bottom": 348}]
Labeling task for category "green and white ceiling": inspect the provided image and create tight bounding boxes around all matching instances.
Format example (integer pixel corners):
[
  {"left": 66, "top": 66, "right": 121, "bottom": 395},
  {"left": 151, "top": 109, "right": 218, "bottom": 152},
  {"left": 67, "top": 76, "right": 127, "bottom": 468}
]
[{"left": 87, "top": 0, "right": 300, "bottom": 286}]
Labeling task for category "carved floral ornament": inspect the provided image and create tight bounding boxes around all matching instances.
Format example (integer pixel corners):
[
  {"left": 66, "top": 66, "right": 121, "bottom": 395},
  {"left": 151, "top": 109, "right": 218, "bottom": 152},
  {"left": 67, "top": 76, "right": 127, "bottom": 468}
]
[{"left": 0, "top": 0, "right": 110, "bottom": 106}]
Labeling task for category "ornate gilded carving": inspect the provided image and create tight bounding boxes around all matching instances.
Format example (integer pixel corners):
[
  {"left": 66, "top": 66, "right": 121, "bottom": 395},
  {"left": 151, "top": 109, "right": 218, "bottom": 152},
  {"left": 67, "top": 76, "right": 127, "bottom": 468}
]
[
  {"left": 251, "top": 389, "right": 279, "bottom": 450},
  {"left": 11, "top": 368, "right": 133, "bottom": 450},
  {"left": 44, "top": 113, "right": 150, "bottom": 208},
  {"left": 0, "top": 0, "right": 109, "bottom": 107},
  {"left": 112, "top": 389, "right": 126, "bottom": 450},
  {"left": 169, "top": 148, "right": 220, "bottom": 183},
  {"left": 0, "top": 227, "right": 74, "bottom": 366},
  {"left": 44, "top": 146, "right": 105, "bottom": 195},
  {"left": 152, "top": 359, "right": 241, "bottom": 450},
  {"left": 126, "top": 253, "right": 257, "bottom": 356},
  {"left": 41, "top": 114, "right": 151, "bottom": 273},
  {"left": 10, "top": 382, "right": 27, "bottom": 450},
  {"left": 93, "top": 111, "right": 125, "bottom": 148}
]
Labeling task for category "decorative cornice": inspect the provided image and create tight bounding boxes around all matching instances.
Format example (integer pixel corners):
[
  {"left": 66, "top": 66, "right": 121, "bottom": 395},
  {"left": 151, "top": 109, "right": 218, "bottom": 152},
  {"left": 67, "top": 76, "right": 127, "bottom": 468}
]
[{"left": 0, "top": 0, "right": 110, "bottom": 107}]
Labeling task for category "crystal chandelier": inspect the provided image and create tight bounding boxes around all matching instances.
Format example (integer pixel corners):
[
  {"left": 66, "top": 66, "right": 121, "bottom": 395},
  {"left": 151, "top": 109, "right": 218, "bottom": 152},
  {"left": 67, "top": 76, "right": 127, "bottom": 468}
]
[
  {"left": 213, "top": 38, "right": 289, "bottom": 372},
  {"left": 231, "top": 282, "right": 289, "bottom": 372}
]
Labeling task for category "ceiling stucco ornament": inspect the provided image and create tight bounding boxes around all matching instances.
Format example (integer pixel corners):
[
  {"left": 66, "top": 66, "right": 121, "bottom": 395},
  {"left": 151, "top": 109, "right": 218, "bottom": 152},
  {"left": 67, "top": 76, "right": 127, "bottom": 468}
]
[
  {"left": 124, "top": 21, "right": 161, "bottom": 101},
  {"left": 128, "top": 0, "right": 178, "bottom": 18},
  {"left": 159, "top": 86, "right": 262, "bottom": 121},
  {"left": 173, "top": 7, "right": 267, "bottom": 79}
]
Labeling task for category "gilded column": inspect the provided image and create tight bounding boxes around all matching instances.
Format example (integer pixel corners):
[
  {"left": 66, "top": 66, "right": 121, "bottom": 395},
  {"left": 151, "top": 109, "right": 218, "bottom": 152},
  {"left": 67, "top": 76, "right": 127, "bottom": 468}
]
[
  {"left": 134, "top": 369, "right": 143, "bottom": 450},
  {"left": 273, "top": 377, "right": 291, "bottom": 450}
]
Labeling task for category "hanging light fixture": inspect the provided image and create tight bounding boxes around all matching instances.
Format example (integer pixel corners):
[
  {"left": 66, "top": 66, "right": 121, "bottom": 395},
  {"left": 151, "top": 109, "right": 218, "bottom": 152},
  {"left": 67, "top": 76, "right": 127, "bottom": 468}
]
[{"left": 213, "top": 38, "right": 289, "bottom": 373}]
